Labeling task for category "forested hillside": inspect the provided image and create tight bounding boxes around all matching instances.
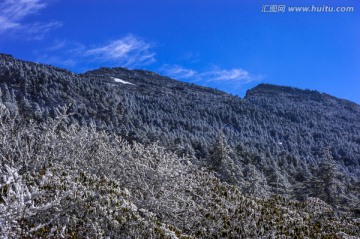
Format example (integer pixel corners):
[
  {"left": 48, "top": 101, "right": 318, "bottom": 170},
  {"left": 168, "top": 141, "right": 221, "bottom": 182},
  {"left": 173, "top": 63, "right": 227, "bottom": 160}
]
[
  {"left": 0, "top": 53, "right": 359, "bottom": 236},
  {"left": 1, "top": 104, "right": 359, "bottom": 238}
]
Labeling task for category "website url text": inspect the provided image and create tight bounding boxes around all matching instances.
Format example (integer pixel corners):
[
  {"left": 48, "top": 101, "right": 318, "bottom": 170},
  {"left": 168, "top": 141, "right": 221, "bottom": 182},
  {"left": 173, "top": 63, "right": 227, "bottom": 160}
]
[{"left": 261, "top": 5, "right": 355, "bottom": 13}]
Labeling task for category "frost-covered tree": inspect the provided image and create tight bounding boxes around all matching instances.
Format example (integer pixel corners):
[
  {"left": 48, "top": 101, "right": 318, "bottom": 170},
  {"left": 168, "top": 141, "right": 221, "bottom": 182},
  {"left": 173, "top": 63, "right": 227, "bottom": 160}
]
[
  {"left": 304, "top": 148, "right": 345, "bottom": 205},
  {"left": 243, "top": 164, "right": 270, "bottom": 197},
  {"left": 208, "top": 129, "right": 243, "bottom": 185}
]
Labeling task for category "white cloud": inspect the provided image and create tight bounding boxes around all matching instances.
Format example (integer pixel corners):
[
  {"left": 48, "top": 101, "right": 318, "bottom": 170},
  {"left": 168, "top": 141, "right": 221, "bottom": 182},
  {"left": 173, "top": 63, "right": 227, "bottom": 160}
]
[
  {"left": 202, "top": 67, "right": 260, "bottom": 84},
  {"left": 161, "top": 65, "right": 262, "bottom": 84},
  {"left": 3, "top": 0, "right": 45, "bottom": 16},
  {"left": 36, "top": 35, "right": 156, "bottom": 70},
  {"left": 0, "top": 0, "right": 60, "bottom": 39},
  {"left": 85, "top": 35, "right": 156, "bottom": 67},
  {"left": 0, "top": 16, "right": 20, "bottom": 32},
  {"left": 161, "top": 65, "right": 197, "bottom": 79}
]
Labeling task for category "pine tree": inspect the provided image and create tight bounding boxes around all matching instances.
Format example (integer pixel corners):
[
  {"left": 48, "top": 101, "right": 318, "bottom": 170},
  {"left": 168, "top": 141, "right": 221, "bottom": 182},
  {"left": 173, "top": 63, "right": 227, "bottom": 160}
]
[
  {"left": 208, "top": 129, "right": 242, "bottom": 185},
  {"left": 319, "top": 148, "right": 343, "bottom": 204},
  {"left": 210, "top": 129, "right": 229, "bottom": 170},
  {"left": 243, "top": 164, "right": 270, "bottom": 197},
  {"left": 304, "top": 148, "right": 344, "bottom": 205}
]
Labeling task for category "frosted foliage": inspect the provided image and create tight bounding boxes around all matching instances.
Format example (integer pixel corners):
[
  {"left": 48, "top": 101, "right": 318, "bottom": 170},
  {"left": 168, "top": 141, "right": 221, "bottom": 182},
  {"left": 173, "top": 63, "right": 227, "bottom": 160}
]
[{"left": 0, "top": 107, "right": 359, "bottom": 238}]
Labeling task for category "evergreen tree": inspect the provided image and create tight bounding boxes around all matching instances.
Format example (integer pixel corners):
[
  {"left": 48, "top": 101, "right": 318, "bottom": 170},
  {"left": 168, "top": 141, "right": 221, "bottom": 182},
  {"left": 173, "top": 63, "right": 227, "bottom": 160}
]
[
  {"left": 319, "top": 148, "right": 344, "bottom": 204},
  {"left": 304, "top": 148, "right": 344, "bottom": 205},
  {"left": 243, "top": 164, "right": 270, "bottom": 197},
  {"left": 208, "top": 129, "right": 243, "bottom": 185}
]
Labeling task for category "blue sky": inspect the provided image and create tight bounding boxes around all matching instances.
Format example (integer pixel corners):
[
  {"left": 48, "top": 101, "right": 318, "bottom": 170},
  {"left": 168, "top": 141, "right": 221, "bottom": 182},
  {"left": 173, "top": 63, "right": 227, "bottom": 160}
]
[{"left": 0, "top": 0, "right": 359, "bottom": 103}]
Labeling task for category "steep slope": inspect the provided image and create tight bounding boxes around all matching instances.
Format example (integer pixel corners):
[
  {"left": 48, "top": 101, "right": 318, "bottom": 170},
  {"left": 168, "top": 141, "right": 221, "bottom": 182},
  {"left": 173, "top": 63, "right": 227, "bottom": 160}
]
[{"left": 0, "top": 53, "right": 359, "bottom": 213}]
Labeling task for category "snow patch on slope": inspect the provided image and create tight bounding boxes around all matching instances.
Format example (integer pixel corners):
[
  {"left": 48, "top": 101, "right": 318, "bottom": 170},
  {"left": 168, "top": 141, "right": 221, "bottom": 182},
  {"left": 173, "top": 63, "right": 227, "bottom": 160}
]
[{"left": 111, "top": 77, "right": 134, "bottom": 85}]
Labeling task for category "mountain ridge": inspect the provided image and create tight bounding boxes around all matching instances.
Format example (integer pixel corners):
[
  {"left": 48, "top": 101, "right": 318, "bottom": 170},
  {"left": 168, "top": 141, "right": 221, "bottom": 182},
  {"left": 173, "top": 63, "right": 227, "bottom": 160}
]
[
  {"left": 246, "top": 83, "right": 360, "bottom": 112},
  {"left": 2, "top": 53, "right": 359, "bottom": 105}
]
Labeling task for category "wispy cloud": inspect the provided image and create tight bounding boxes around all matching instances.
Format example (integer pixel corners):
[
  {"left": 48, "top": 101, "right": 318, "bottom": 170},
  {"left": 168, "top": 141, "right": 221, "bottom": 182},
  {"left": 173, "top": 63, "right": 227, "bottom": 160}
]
[
  {"left": 202, "top": 67, "right": 260, "bottom": 84},
  {"left": 160, "top": 64, "right": 263, "bottom": 95},
  {"left": 37, "top": 35, "right": 156, "bottom": 70},
  {"left": 0, "top": 0, "right": 60, "bottom": 39},
  {"left": 161, "top": 65, "right": 262, "bottom": 84},
  {"left": 0, "top": 0, "right": 45, "bottom": 31},
  {"left": 84, "top": 35, "right": 156, "bottom": 67},
  {"left": 161, "top": 64, "right": 197, "bottom": 79}
]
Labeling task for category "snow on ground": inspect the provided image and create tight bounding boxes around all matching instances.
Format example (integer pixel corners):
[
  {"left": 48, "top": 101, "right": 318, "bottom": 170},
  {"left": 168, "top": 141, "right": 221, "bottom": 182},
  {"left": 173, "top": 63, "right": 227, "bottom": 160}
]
[{"left": 111, "top": 77, "right": 134, "bottom": 85}]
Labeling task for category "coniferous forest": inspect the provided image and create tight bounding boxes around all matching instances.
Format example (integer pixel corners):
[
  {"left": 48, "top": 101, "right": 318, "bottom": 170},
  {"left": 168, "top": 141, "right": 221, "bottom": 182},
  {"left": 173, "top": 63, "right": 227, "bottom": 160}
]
[{"left": 0, "top": 53, "right": 359, "bottom": 238}]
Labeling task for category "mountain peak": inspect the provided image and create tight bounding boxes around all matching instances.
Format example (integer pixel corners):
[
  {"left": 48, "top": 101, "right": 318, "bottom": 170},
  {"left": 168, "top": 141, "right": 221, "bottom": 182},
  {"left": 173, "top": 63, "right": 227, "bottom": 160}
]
[
  {"left": 245, "top": 83, "right": 322, "bottom": 98},
  {"left": 245, "top": 83, "right": 359, "bottom": 109}
]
